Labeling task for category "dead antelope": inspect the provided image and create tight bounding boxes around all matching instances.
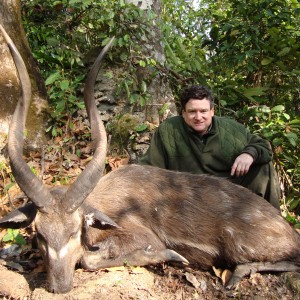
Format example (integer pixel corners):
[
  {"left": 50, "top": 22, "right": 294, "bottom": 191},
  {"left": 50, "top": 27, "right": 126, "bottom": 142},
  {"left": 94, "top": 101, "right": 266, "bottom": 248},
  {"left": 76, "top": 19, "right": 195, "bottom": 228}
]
[{"left": 1, "top": 25, "right": 300, "bottom": 294}]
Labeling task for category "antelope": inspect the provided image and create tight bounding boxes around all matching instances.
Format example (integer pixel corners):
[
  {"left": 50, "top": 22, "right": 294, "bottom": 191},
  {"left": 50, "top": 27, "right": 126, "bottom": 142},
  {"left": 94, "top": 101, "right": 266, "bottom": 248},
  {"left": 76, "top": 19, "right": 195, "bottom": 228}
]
[{"left": 1, "top": 24, "right": 300, "bottom": 294}]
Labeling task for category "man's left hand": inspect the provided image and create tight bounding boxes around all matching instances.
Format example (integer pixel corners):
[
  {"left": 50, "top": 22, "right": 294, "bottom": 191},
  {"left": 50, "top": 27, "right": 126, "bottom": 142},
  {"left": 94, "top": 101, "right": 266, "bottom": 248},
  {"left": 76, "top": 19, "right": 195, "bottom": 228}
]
[{"left": 231, "top": 153, "right": 254, "bottom": 177}]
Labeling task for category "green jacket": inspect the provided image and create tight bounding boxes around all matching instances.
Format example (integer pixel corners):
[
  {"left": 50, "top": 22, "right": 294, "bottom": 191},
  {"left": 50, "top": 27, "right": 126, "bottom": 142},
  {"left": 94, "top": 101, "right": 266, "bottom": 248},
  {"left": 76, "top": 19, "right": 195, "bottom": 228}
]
[{"left": 139, "top": 116, "right": 272, "bottom": 178}]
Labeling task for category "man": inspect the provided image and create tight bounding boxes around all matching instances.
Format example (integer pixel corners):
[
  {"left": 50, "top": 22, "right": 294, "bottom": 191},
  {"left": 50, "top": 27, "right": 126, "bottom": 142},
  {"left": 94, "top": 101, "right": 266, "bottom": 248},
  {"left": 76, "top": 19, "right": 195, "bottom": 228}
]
[{"left": 139, "top": 85, "right": 280, "bottom": 209}]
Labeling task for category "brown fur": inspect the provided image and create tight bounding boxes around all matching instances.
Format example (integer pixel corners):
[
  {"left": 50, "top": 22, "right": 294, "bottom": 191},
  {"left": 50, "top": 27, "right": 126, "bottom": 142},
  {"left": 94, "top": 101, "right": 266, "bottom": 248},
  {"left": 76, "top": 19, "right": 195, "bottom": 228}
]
[{"left": 83, "top": 164, "right": 300, "bottom": 271}]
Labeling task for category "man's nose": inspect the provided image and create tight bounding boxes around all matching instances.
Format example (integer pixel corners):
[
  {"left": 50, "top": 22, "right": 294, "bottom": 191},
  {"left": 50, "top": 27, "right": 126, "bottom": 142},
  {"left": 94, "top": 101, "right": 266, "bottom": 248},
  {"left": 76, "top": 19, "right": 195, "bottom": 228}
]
[{"left": 194, "top": 111, "right": 202, "bottom": 119}]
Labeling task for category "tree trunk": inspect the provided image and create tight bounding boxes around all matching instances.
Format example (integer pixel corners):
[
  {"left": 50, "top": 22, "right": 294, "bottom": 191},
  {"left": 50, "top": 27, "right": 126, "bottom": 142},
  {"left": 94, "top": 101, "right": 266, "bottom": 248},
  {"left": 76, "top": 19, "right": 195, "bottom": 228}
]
[
  {"left": 127, "top": 0, "right": 176, "bottom": 124},
  {"left": 0, "top": 0, "right": 48, "bottom": 154}
]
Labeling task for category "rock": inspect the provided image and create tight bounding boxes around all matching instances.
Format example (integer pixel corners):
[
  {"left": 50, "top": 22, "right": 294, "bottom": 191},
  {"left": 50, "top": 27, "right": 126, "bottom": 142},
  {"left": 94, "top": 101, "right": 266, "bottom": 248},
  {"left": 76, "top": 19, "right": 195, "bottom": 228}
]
[{"left": 0, "top": 265, "right": 30, "bottom": 298}]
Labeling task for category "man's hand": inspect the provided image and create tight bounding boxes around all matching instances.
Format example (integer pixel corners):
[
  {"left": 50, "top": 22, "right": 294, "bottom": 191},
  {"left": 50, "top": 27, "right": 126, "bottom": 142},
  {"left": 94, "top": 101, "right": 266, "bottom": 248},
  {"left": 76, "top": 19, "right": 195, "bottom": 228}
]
[{"left": 231, "top": 153, "right": 254, "bottom": 177}]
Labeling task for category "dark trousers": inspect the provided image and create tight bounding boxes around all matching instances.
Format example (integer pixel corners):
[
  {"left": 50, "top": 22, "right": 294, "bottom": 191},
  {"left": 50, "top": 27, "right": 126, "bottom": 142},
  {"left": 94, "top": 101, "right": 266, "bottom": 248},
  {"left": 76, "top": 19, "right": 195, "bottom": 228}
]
[{"left": 230, "top": 162, "right": 281, "bottom": 210}]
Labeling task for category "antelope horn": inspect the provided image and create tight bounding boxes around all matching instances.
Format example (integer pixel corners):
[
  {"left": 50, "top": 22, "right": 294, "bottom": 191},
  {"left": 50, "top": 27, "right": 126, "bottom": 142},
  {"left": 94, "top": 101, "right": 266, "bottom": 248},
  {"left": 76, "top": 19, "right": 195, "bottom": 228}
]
[
  {"left": 64, "top": 37, "right": 115, "bottom": 213},
  {"left": 0, "top": 25, "right": 53, "bottom": 211}
]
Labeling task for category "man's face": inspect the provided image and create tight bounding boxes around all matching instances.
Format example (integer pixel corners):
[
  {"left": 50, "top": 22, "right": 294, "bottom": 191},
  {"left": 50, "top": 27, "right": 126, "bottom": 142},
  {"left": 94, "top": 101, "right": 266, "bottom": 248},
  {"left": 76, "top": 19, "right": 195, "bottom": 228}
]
[{"left": 182, "top": 98, "right": 214, "bottom": 134}]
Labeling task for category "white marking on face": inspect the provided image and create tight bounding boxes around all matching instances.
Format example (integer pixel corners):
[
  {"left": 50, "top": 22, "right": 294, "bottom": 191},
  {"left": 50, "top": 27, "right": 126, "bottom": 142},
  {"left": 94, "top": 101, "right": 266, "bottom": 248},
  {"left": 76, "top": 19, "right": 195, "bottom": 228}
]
[{"left": 48, "top": 231, "right": 81, "bottom": 260}]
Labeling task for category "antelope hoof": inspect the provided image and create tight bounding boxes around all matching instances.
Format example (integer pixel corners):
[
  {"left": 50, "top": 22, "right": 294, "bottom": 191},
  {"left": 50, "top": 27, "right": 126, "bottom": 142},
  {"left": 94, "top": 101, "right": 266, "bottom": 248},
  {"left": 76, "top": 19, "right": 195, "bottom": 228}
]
[{"left": 225, "top": 275, "right": 241, "bottom": 290}]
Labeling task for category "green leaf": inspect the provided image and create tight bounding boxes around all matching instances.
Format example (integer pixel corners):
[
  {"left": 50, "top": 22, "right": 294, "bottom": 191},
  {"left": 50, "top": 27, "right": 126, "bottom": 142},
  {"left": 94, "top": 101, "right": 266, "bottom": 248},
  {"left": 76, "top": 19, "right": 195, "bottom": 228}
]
[
  {"left": 139, "top": 60, "right": 146, "bottom": 67},
  {"left": 272, "top": 137, "right": 284, "bottom": 146},
  {"left": 2, "top": 229, "right": 14, "bottom": 242},
  {"left": 60, "top": 80, "right": 70, "bottom": 90},
  {"left": 124, "top": 81, "right": 130, "bottom": 99},
  {"left": 282, "top": 113, "right": 290, "bottom": 121},
  {"left": 271, "top": 105, "right": 285, "bottom": 112},
  {"left": 129, "top": 93, "right": 139, "bottom": 104},
  {"left": 141, "top": 81, "right": 147, "bottom": 93},
  {"left": 260, "top": 106, "right": 271, "bottom": 113},
  {"left": 277, "top": 47, "right": 291, "bottom": 57},
  {"left": 289, "top": 119, "right": 300, "bottom": 125},
  {"left": 135, "top": 123, "right": 148, "bottom": 132},
  {"left": 15, "top": 234, "right": 26, "bottom": 245},
  {"left": 286, "top": 132, "right": 298, "bottom": 147},
  {"left": 56, "top": 100, "right": 66, "bottom": 113},
  {"left": 3, "top": 182, "right": 15, "bottom": 193},
  {"left": 150, "top": 58, "right": 156, "bottom": 66},
  {"left": 52, "top": 127, "right": 57, "bottom": 137},
  {"left": 45, "top": 72, "right": 61, "bottom": 85},
  {"left": 261, "top": 58, "right": 273, "bottom": 65},
  {"left": 164, "top": 41, "right": 178, "bottom": 65},
  {"left": 242, "top": 87, "right": 268, "bottom": 97},
  {"left": 285, "top": 213, "right": 296, "bottom": 224},
  {"left": 46, "top": 37, "right": 59, "bottom": 47}
]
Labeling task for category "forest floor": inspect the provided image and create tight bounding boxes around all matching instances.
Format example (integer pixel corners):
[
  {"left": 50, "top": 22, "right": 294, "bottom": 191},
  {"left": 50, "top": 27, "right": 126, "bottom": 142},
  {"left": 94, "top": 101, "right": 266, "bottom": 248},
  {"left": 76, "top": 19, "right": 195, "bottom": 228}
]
[
  {"left": 0, "top": 124, "right": 300, "bottom": 299},
  {"left": 0, "top": 245, "right": 300, "bottom": 299}
]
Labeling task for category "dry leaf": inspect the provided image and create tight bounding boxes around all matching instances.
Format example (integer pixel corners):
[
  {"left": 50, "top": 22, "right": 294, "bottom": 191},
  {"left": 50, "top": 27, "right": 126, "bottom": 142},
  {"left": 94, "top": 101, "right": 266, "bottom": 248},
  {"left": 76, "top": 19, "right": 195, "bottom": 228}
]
[{"left": 184, "top": 272, "right": 200, "bottom": 288}]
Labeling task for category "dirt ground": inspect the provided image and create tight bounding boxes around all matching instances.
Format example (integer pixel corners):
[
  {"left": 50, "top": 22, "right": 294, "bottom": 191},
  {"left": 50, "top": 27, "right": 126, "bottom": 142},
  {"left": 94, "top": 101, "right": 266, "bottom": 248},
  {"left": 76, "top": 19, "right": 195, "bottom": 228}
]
[{"left": 1, "top": 245, "right": 300, "bottom": 300}]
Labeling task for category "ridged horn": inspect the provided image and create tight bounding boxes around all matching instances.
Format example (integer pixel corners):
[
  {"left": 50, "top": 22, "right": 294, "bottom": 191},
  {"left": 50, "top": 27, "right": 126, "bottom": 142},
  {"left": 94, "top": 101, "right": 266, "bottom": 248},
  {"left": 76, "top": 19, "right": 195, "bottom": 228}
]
[
  {"left": 63, "top": 37, "right": 115, "bottom": 213},
  {"left": 0, "top": 25, "right": 53, "bottom": 211}
]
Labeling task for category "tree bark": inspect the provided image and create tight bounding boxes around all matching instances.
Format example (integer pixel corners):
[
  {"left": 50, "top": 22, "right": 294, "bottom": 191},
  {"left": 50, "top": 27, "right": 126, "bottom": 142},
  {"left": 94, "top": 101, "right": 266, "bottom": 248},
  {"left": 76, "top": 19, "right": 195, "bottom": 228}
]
[
  {"left": 0, "top": 0, "right": 48, "bottom": 153},
  {"left": 127, "top": 0, "right": 176, "bottom": 124}
]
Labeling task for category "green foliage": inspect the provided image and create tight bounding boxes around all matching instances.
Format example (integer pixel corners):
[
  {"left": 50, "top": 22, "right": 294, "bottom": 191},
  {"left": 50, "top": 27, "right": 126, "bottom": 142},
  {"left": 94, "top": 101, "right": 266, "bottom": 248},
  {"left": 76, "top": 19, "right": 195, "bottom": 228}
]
[
  {"left": 2, "top": 229, "right": 26, "bottom": 245},
  {"left": 107, "top": 114, "right": 147, "bottom": 154},
  {"left": 161, "top": 0, "right": 300, "bottom": 215},
  {"left": 45, "top": 71, "right": 85, "bottom": 136},
  {"left": 21, "top": 0, "right": 161, "bottom": 125},
  {"left": 236, "top": 105, "right": 300, "bottom": 203}
]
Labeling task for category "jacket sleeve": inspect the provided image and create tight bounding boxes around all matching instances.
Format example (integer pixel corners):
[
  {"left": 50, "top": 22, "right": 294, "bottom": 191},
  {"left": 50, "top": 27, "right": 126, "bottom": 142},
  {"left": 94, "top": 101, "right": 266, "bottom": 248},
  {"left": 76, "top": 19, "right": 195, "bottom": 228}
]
[
  {"left": 138, "top": 128, "right": 168, "bottom": 168},
  {"left": 242, "top": 130, "right": 273, "bottom": 164}
]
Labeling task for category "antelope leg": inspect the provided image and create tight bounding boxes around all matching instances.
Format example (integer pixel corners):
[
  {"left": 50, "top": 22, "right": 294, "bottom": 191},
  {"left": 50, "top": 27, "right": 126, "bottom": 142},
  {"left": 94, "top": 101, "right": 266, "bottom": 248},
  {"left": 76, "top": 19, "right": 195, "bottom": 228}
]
[
  {"left": 81, "top": 247, "right": 189, "bottom": 270},
  {"left": 226, "top": 261, "right": 300, "bottom": 289}
]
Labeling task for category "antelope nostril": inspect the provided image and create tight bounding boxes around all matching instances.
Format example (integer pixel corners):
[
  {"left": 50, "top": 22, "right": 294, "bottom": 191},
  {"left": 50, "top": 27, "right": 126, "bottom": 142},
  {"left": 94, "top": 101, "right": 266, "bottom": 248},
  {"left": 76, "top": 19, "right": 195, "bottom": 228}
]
[{"left": 47, "top": 284, "right": 72, "bottom": 294}]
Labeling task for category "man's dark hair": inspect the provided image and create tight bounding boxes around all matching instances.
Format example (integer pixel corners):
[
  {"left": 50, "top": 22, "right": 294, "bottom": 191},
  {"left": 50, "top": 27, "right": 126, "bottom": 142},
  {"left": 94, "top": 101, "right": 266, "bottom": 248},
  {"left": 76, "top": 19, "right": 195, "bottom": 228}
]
[{"left": 180, "top": 85, "right": 214, "bottom": 110}]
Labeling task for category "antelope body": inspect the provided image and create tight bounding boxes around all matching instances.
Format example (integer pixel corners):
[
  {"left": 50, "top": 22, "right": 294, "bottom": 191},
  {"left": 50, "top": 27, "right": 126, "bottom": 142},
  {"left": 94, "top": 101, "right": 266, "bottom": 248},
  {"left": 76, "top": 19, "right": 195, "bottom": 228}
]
[{"left": 1, "top": 25, "right": 300, "bottom": 294}]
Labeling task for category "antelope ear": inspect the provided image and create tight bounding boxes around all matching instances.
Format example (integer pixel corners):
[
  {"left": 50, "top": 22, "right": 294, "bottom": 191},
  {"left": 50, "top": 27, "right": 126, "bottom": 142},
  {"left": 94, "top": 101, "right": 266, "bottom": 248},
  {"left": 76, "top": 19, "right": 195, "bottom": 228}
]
[
  {"left": 0, "top": 203, "right": 37, "bottom": 228},
  {"left": 81, "top": 203, "right": 120, "bottom": 229}
]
